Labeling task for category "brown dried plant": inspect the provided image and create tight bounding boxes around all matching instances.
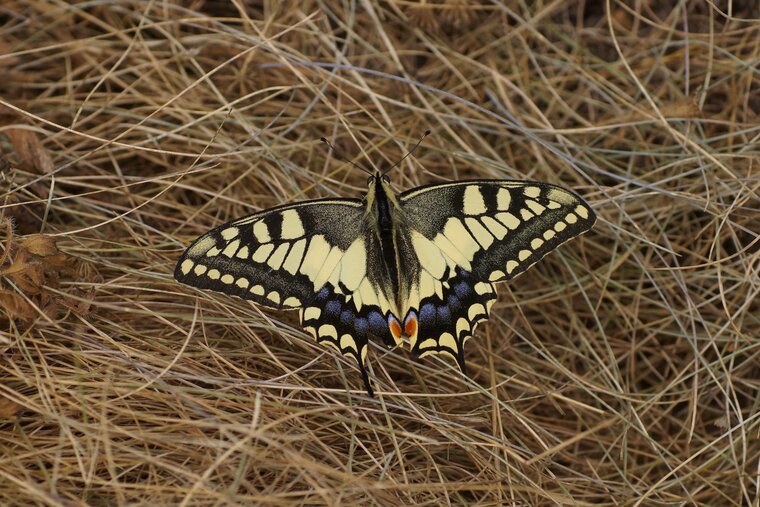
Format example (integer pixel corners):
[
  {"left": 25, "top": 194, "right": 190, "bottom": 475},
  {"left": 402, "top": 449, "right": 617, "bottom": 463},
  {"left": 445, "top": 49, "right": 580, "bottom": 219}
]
[
  {"left": 0, "top": 1, "right": 757, "bottom": 505},
  {"left": 0, "top": 219, "right": 80, "bottom": 322}
]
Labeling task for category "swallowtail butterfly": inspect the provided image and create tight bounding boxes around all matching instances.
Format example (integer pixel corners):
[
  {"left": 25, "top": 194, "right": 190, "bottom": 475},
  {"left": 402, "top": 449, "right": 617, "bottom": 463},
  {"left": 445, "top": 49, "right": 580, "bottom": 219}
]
[{"left": 175, "top": 135, "right": 595, "bottom": 396}]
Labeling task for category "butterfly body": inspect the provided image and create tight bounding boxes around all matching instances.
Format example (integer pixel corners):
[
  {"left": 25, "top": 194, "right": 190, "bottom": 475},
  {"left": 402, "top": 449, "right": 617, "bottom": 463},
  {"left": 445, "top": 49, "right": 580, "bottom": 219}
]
[{"left": 175, "top": 173, "right": 595, "bottom": 396}]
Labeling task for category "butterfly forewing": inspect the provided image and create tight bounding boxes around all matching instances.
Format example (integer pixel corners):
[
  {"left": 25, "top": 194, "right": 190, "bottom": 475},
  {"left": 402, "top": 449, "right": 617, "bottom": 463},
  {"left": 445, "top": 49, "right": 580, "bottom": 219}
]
[
  {"left": 398, "top": 180, "right": 595, "bottom": 364},
  {"left": 176, "top": 199, "right": 362, "bottom": 308}
]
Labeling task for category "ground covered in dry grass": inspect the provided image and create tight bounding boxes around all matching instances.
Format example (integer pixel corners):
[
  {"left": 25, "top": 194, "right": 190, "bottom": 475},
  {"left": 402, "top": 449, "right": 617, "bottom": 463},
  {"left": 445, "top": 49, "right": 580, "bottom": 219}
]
[{"left": 1, "top": 1, "right": 758, "bottom": 505}]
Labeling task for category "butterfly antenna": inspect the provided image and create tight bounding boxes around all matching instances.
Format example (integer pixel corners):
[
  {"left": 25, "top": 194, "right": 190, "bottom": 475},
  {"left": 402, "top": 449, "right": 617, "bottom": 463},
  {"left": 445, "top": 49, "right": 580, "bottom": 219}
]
[
  {"left": 320, "top": 137, "right": 374, "bottom": 176},
  {"left": 382, "top": 130, "right": 431, "bottom": 176}
]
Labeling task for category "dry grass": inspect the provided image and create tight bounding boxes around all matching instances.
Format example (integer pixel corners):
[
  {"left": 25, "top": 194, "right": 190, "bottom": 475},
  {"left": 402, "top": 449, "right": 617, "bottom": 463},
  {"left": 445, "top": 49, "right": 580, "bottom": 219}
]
[{"left": 1, "top": 1, "right": 758, "bottom": 505}]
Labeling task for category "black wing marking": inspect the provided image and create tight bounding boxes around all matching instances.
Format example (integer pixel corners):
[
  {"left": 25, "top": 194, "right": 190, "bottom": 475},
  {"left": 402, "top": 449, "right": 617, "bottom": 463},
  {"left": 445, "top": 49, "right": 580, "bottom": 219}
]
[{"left": 398, "top": 180, "right": 595, "bottom": 370}]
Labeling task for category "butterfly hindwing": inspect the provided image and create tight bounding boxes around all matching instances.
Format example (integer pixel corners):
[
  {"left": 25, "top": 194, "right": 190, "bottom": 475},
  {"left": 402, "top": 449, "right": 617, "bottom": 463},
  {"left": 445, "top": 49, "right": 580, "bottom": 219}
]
[
  {"left": 407, "top": 267, "right": 497, "bottom": 372},
  {"left": 399, "top": 180, "right": 595, "bottom": 367},
  {"left": 299, "top": 277, "right": 395, "bottom": 397}
]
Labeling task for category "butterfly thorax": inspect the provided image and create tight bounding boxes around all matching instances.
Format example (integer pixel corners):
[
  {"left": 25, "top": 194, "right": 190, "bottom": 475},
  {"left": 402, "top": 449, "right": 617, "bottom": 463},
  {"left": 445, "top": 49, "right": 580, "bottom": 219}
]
[{"left": 364, "top": 175, "right": 407, "bottom": 319}]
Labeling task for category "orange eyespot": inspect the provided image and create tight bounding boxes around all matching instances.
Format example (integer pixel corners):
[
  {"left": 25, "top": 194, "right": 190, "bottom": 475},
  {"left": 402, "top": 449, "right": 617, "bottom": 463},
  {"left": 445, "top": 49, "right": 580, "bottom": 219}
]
[
  {"left": 403, "top": 311, "right": 418, "bottom": 338},
  {"left": 388, "top": 314, "right": 403, "bottom": 343}
]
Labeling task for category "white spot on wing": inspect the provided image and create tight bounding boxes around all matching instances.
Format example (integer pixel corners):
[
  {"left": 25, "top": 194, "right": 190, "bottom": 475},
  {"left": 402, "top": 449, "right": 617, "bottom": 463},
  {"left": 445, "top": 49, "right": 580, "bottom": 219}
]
[
  {"left": 463, "top": 186, "right": 487, "bottom": 215},
  {"left": 252, "top": 243, "right": 274, "bottom": 263},
  {"left": 340, "top": 334, "right": 357, "bottom": 352},
  {"left": 253, "top": 220, "right": 270, "bottom": 243},
  {"left": 318, "top": 324, "right": 337, "bottom": 339},
  {"left": 267, "top": 243, "right": 290, "bottom": 270},
  {"left": 526, "top": 200, "right": 545, "bottom": 215},
  {"left": 418, "top": 338, "right": 437, "bottom": 350},
  {"left": 304, "top": 307, "right": 321, "bottom": 321},
  {"left": 282, "top": 238, "right": 307, "bottom": 275},
  {"left": 456, "top": 318, "right": 470, "bottom": 337},
  {"left": 575, "top": 205, "right": 589, "bottom": 219},
  {"left": 180, "top": 259, "right": 194, "bottom": 275},
  {"left": 489, "top": 270, "right": 505, "bottom": 281},
  {"left": 188, "top": 236, "right": 216, "bottom": 257},
  {"left": 280, "top": 209, "right": 305, "bottom": 239},
  {"left": 283, "top": 297, "right": 301, "bottom": 307},
  {"left": 299, "top": 235, "right": 330, "bottom": 281},
  {"left": 221, "top": 227, "right": 239, "bottom": 240},
  {"left": 496, "top": 188, "right": 512, "bottom": 210},
  {"left": 443, "top": 218, "right": 480, "bottom": 261},
  {"left": 222, "top": 239, "right": 240, "bottom": 257},
  {"left": 495, "top": 212, "right": 520, "bottom": 230},
  {"left": 547, "top": 188, "right": 576, "bottom": 205},
  {"left": 464, "top": 217, "right": 494, "bottom": 249},
  {"left": 411, "top": 232, "right": 447, "bottom": 280},
  {"left": 439, "top": 333, "right": 457, "bottom": 351},
  {"left": 467, "top": 303, "right": 485, "bottom": 321},
  {"left": 236, "top": 245, "right": 249, "bottom": 259},
  {"left": 339, "top": 239, "right": 366, "bottom": 292},
  {"left": 525, "top": 186, "right": 540, "bottom": 198},
  {"left": 481, "top": 216, "right": 507, "bottom": 240}
]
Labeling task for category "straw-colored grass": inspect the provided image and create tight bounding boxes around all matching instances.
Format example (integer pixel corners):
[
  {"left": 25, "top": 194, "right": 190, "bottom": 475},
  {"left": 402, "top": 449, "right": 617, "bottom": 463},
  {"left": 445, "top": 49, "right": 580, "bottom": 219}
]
[{"left": 1, "top": 1, "right": 758, "bottom": 505}]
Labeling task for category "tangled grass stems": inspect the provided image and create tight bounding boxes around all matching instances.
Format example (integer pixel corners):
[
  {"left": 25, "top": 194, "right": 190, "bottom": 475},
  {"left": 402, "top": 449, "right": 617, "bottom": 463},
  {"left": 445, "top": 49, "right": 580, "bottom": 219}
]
[{"left": 0, "top": 1, "right": 758, "bottom": 505}]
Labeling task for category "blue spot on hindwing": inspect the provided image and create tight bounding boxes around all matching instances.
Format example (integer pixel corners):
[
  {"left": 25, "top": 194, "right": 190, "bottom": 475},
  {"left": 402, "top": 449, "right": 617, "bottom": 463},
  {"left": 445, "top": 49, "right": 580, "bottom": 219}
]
[
  {"left": 419, "top": 303, "right": 436, "bottom": 325},
  {"left": 454, "top": 281, "right": 470, "bottom": 298},
  {"left": 367, "top": 311, "right": 386, "bottom": 334},
  {"left": 355, "top": 317, "right": 368, "bottom": 334},
  {"left": 325, "top": 300, "right": 341, "bottom": 316},
  {"left": 340, "top": 309, "right": 354, "bottom": 325},
  {"left": 437, "top": 305, "right": 451, "bottom": 325}
]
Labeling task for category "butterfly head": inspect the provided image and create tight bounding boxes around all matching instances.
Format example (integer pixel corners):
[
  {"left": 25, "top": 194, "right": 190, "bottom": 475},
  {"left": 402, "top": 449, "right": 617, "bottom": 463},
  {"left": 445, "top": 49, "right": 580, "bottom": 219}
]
[
  {"left": 366, "top": 173, "right": 392, "bottom": 188},
  {"left": 364, "top": 173, "right": 398, "bottom": 211}
]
